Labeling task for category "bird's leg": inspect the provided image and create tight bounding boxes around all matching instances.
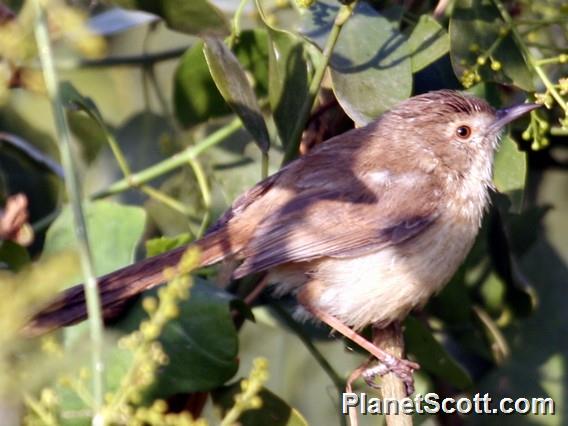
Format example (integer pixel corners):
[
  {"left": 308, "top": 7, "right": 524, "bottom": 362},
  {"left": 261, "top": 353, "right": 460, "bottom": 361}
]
[
  {"left": 345, "top": 362, "right": 372, "bottom": 426},
  {"left": 297, "top": 290, "right": 418, "bottom": 394}
]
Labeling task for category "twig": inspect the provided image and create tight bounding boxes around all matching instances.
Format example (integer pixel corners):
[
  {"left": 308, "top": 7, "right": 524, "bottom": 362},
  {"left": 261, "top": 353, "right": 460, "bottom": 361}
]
[
  {"left": 282, "top": 1, "right": 358, "bottom": 164},
  {"left": 372, "top": 324, "right": 413, "bottom": 426},
  {"left": 491, "top": 0, "right": 568, "bottom": 112},
  {"left": 91, "top": 118, "right": 243, "bottom": 199},
  {"left": 32, "top": 0, "right": 105, "bottom": 420}
]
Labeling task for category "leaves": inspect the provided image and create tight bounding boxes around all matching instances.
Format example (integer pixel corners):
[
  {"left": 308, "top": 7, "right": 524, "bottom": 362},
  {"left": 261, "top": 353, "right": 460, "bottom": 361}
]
[
  {"left": 174, "top": 40, "right": 230, "bottom": 128},
  {"left": 174, "top": 30, "right": 270, "bottom": 128},
  {"left": 405, "top": 317, "right": 472, "bottom": 389},
  {"left": 115, "top": 279, "right": 239, "bottom": 398},
  {"left": 42, "top": 201, "right": 146, "bottom": 280},
  {"left": 255, "top": 0, "right": 322, "bottom": 149},
  {"left": 450, "top": 0, "right": 534, "bottom": 91},
  {"left": 407, "top": 15, "right": 450, "bottom": 73},
  {"left": 109, "top": 0, "right": 229, "bottom": 36},
  {"left": 203, "top": 37, "right": 270, "bottom": 152},
  {"left": 330, "top": 3, "right": 412, "bottom": 125},
  {"left": 493, "top": 134, "right": 527, "bottom": 213}
]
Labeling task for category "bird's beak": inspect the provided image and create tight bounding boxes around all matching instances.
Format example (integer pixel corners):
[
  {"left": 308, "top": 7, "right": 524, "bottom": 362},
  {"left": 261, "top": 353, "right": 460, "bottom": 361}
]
[{"left": 490, "top": 102, "right": 541, "bottom": 133}]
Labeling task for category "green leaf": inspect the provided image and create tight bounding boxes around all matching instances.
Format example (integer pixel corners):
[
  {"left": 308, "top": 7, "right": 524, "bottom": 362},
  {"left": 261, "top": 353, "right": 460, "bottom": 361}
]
[
  {"left": 493, "top": 134, "right": 527, "bottom": 213},
  {"left": 115, "top": 279, "right": 239, "bottom": 398},
  {"left": 203, "top": 37, "right": 270, "bottom": 153},
  {"left": 212, "top": 380, "right": 308, "bottom": 426},
  {"left": 42, "top": 201, "right": 146, "bottom": 281},
  {"left": 174, "top": 41, "right": 231, "bottom": 128},
  {"left": 407, "top": 15, "right": 450, "bottom": 73},
  {"left": 405, "top": 317, "right": 473, "bottom": 390},
  {"left": 109, "top": 0, "right": 229, "bottom": 36},
  {"left": 232, "top": 29, "right": 270, "bottom": 99},
  {"left": 330, "top": 3, "right": 412, "bottom": 125},
  {"left": 255, "top": 0, "right": 322, "bottom": 148},
  {"left": 61, "top": 82, "right": 122, "bottom": 166},
  {"left": 145, "top": 233, "right": 192, "bottom": 257},
  {"left": 450, "top": 0, "right": 534, "bottom": 91}
]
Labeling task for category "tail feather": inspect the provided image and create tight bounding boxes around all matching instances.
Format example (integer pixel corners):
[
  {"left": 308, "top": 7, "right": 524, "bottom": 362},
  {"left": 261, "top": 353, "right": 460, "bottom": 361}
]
[{"left": 25, "top": 230, "right": 232, "bottom": 335}]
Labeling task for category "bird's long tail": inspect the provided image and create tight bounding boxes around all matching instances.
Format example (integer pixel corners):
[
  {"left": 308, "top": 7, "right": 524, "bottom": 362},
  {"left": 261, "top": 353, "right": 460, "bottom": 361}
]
[{"left": 25, "top": 229, "right": 232, "bottom": 335}]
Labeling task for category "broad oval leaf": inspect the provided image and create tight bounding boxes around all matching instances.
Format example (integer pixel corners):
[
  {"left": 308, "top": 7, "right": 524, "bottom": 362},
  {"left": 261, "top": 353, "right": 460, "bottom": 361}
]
[
  {"left": 493, "top": 134, "right": 526, "bottom": 213},
  {"left": 174, "top": 40, "right": 231, "bottom": 128},
  {"left": 203, "top": 37, "right": 270, "bottom": 152},
  {"left": 42, "top": 200, "right": 146, "bottom": 281},
  {"left": 450, "top": 0, "right": 534, "bottom": 91},
  {"left": 330, "top": 3, "right": 412, "bottom": 126},
  {"left": 115, "top": 279, "right": 239, "bottom": 398},
  {"left": 407, "top": 15, "right": 450, "bottom": 73},
  {"left": 174, "top": 31, "right": 270, "bottom": 128},
  {"left": 405, "top": 316, "right": 473, "bottom": 390},
  {"left": 255, "top": 0, "right": 323, "bottom": 149}
]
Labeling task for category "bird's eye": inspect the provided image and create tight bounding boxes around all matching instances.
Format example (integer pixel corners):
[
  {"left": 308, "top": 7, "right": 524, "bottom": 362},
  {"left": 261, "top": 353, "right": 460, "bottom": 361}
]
[{"left": 456, "top": 125, "right": 472, "bottom": 139}]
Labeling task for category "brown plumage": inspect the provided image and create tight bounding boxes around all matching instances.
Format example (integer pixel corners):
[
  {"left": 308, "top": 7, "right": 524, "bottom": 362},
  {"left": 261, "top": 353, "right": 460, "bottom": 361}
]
[{"left": 28, "top": 91, "right": 538, "bottom": 354}]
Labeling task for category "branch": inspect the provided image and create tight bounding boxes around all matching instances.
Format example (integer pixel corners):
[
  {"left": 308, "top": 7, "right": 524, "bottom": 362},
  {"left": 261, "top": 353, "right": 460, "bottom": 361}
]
[{"left": 372, "top": 324, "right": 413, "bottom": 426}]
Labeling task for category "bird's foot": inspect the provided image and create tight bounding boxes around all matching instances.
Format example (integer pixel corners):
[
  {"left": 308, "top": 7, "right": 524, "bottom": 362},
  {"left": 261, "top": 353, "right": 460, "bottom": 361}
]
[{"left": 361, "top": 357, "right": 419, "bottom": 395}]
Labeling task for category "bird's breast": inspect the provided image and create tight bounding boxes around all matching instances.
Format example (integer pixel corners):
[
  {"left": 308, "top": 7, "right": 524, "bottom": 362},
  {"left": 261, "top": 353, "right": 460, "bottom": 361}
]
[{"left": 300, "top": 217, "right": 480, "bottom": 330}]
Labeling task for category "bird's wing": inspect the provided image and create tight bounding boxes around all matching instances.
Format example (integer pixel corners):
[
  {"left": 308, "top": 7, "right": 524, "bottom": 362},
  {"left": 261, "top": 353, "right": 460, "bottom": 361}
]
[{"left": 233, "top": 165, "right": 442, "bottom": 278}]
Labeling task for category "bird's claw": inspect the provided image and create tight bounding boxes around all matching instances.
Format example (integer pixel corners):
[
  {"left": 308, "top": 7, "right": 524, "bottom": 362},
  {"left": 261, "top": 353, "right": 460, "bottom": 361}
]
[{"left": 361, "top": 358, "right": 419, "bottom": 395}]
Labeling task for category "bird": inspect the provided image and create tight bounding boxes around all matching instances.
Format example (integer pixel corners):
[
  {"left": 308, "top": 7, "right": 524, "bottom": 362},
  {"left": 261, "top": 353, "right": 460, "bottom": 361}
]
[{"left": 28, "top": 90, "right": 539, "bottom": 389}]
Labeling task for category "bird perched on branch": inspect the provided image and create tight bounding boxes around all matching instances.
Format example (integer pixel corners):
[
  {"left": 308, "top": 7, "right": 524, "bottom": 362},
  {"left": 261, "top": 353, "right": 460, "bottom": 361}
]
[{"left": 28, "top": 90, "right": 538, "bottom": 391}]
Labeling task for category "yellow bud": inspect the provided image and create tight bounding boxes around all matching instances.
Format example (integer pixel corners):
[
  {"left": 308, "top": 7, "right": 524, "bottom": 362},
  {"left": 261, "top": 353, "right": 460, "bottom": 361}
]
[
  {"left": 490, "top": 60, "right": 502, "bottom": 71},
  {"left": 559, "top": 54, "right": 568, "bottom": 63},
  {"left": 153, "top": 399, "right": 168, "bottom": 413},
  {"left": 249, "top": 396, "right": 263, "bottom": 409},
  {"left": 477, "top": 56, "right": 486, "bottom": 66},
  {"left": 142, "top": 296, "right": 158, "bottom": 313},
  {"left": 521, "top": 131, "right": 531, "bottom": 141}
]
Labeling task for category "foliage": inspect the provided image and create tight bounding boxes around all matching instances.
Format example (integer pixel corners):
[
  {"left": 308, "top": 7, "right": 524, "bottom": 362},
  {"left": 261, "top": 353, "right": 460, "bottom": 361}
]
[{"left": 0, "top": 0, "right": 567, "bottom": 425}]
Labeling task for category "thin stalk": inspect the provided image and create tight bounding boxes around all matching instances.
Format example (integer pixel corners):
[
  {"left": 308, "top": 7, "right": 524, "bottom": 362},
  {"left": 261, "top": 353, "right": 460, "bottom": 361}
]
[
  {"left": 23, "top": 393, "right": 57, "bottom": 426},
  {"left": 91, "top": 118, "right": 242, "bottom": 199},
  {"left": 147, "top": 61, "right": 214, "bottom": 236},
  {"left": 228, "top": 0, "right": 249, "bottom": 48},
  {"left": 188, "top": 159, "right": 212, "bottom": 237},
  {"left": 32, "top": 0, "right": 105, "bottom": 420},
  {"left": 140, "top": 186, "right": 195, "bottom": 217},
  {"left": 282, "top": 1, "right": 357, "bottom": 165},
  {"left": 535, "top": 56, "right": 567, "bottom": 66},
  {"left": 551, "top": 127, "right": 568, "bottom": 136}
]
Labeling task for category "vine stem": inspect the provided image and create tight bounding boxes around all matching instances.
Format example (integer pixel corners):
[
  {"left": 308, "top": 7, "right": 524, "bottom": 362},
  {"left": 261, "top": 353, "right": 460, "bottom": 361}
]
[
  {"left": 282, "top": 1, "right": 358, "bottom": 165},
  {"left": 228, "top": 0, "right": 249, "bottom": 49},
  {"left": 91, "top": 117, "right": 242, "bottom": 199},
  {"left": 491, "top": 0, "right": 567, "bottom": 112},
  {"left": 31, "top": 0, "right": 105, "bottom": 422}
]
